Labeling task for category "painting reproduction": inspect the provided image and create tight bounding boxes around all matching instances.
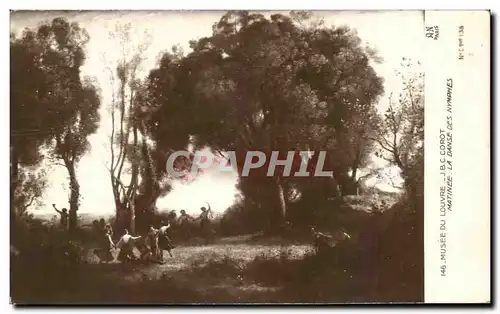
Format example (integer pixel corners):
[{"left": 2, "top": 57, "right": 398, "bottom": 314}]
[{"left": 13, "top": 9, "right": 487, "bottom": 304}]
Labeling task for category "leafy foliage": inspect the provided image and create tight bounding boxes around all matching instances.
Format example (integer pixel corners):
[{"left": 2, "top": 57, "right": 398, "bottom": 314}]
[
  {"left": 146, "top": 11, "right": 384, "bottom": 228},
  {"left": 11, "top": 18, "right": 100, "bottom": 215},
  {"left": 374, "top": 58, "right": 424, "bottom": 209},
  {"left": 12, "top": 168, "right": 48, "bottom": 216}
]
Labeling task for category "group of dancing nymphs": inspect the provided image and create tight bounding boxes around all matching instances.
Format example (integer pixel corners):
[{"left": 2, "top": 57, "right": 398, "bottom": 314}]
[{"left": 53, "top": 201, "right": 214, "bottom": 265}]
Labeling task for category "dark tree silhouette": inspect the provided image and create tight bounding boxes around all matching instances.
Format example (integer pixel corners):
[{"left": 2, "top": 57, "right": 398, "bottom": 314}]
[
  {"left": 146, "top": 11, "right": 384, "bottom": 230},
  {"left": 10, "top": 18, "right": 101, "bottom": 218}
]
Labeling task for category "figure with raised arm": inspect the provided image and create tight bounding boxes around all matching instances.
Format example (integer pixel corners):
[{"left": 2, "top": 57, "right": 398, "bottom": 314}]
[
  {"left": 52, "top": 204, "right": 69, "bottom": 231},
  {"left": 157, "top": 220, "right": 174, "bottom": 260}
]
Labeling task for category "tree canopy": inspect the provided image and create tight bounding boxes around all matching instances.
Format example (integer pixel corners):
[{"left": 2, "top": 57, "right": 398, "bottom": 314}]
[
  {"left": 141, "top": 11, "right": 384, "bottom": 229},
  {"left": 11, "top": 18, "right": 100, "bottom": 216}
]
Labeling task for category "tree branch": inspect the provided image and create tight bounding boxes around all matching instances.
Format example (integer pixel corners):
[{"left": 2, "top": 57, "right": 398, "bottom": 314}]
[
  {"left": 384, "top": 172, "right": 403, "bottom": 189},
  {"left": 113, "top": 70, "right": 128, "bottom": 174},
  {"left": 106, "top": 66, "right": 117, "bottom": 173},
  {"left": 368, "top": 136, "right": 395, "bottom": 154},
  {"left": 356, "top": 167, "right": 383, "bottom": 184},
  {"left": 115, "top": 175, "right": 133, "bottom": 206},
  {"left": 115, "top": 89, "right": 136, "bottom": 182},
  {"left": 380, "top": 154, "right": 395, "bottom": 164},
  {"left": 214, "top": 148, "right": 229, "bottom": 161},
  {"left": 51, "top": 162, "right": 67, "bottom": 168},
  {"left": 22, "top": 195, "right": 37, "bottom": 211}
]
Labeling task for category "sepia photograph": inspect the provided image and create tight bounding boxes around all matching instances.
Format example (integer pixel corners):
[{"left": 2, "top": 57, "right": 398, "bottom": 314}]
[{"left": 10, "top": 10, "right": 427, "bottom": 304}]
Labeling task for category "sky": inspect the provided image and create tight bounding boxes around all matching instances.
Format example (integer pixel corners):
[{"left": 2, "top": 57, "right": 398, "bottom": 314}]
[{"left": 10, "top": 10, "right": 424, "bottom": 217}]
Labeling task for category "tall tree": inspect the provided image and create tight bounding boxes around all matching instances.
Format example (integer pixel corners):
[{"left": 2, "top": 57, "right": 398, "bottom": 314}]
[
  {"left": 10, "top": 18, "right": 100, "bottom": 217},
  {"left": 104, "top": 23, "right": 152, "bottom": 233},
  {"left": 148, "top": 11, "right": 383, "bottom": 229},
  {"left": 374, "top": 58, "right": 424, "bottom": 210},
  {"left": 36, "top": 18, "right": 100, "bottom": 218},
  {"left": 131, "top": 48, "right": 195, "bottom": 232}
]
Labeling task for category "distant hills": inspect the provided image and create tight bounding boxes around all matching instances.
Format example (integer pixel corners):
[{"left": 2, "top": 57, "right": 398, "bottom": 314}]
[{"left": 31, "top": 211, "right": 114, "bottom": 224}]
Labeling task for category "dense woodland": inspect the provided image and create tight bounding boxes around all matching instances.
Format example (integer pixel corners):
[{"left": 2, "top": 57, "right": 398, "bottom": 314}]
[{"left": 10, "top": 11, "right": 424, "bottom": 303}]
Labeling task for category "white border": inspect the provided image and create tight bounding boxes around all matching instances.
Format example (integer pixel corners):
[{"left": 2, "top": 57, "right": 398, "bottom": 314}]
[{"left": 424, "top": 11, "right": 490, "bottom": 303}]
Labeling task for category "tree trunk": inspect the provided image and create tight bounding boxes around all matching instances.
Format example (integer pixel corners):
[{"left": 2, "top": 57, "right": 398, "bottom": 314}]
[
  {"left": 351, "top": 167, "right": 357, "bottom": 183},
  {"left": 277, "top": 177, "right": 287, "bottom": 220},
  {"left": 336, "top": 172, "right": 355, "bottom": 196},
  {"left": 129, "top": 199, "right": 136, "bottom": 234},
  {"left": 135, "top": 122, "right": 162, "bottom": 232},
  {"left": 264, "top": 177, "right": 287, "bottom": 233},
  {"left": 66, "top": 160, "right": 80, "bottom": 212},
  {"left": 112, "top": 178, "right": 121, "bottom": 212},
  {"left": 128, "top": 123, "right": 139, "bottom": 234},
  {"left": 64, "top": 157, "right": 80, "bottom": 235}
]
